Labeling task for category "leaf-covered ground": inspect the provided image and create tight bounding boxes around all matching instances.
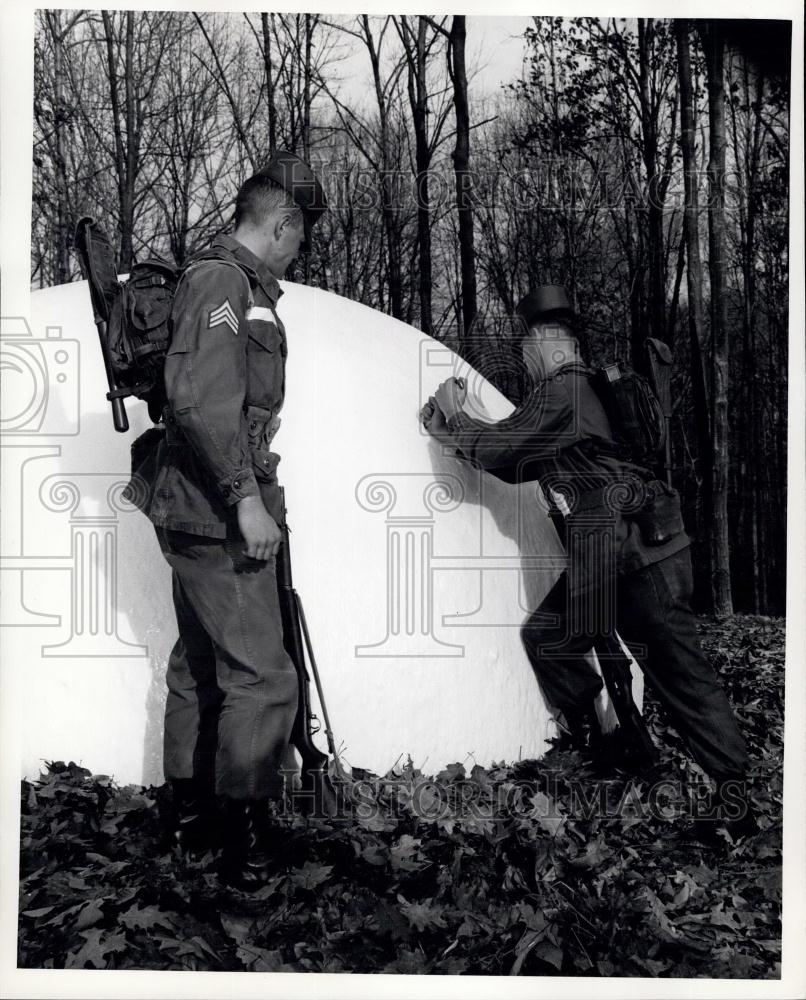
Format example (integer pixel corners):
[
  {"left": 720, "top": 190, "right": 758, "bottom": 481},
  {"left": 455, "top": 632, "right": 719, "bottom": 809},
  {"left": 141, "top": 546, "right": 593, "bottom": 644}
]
[{"left": 18, "top": 615, "right": 783, "bottom": 976}]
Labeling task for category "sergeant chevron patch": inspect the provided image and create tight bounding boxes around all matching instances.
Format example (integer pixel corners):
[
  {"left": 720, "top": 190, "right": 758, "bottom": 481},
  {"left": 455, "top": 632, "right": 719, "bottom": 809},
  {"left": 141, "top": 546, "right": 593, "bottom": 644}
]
[{"left": 208, "top": 299, "right": 239, "bottom": 335}]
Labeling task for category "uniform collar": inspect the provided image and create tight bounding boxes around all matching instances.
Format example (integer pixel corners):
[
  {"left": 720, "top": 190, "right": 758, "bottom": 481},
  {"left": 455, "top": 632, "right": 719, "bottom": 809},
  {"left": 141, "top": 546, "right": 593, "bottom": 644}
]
[
  {"left": 546, "top": 362, "right": 588, "bottom": 381},
  {"left": 211, "top": 234, "right": 284, "bottom": 304}
]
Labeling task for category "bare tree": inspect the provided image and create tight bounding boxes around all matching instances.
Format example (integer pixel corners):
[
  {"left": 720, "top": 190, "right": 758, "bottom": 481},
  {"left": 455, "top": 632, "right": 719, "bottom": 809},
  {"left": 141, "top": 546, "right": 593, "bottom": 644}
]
[
  {"left": 35, "top": 10, "right": 86, "bottom": 282},
  {"left": 260, "top": 13, "right": 278, "bottom": 156},
  {"left": 699, "top": 20, "right": 733, "bottom": 616},
  {"left": 448, "top": 16, "right": 478, "bottom": 339},
  {"left": 675, "top": 18, "right": 712, "bottom": 597},
  {"left": 395, "top": 16, "right": 452, "bottom": 334}
]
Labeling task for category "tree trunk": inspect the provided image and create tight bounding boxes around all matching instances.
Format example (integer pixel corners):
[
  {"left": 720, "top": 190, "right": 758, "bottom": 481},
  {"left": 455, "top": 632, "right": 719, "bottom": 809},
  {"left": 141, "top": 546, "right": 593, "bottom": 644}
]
[
  {"left": 47, "top": 11, "right": 71, "bottom": 283},
  {"left": 121, "top": 12, "right": 136, "bottom": 269},
  {"left": 302, "top": 14, "right": 312, "bottom": 161},
  {"left": 402, "top": 17, "right": 433, "bottom": 334},
  {"left": 747, "top": 72, "right": 765, "bottom": 612},
  {"left": 302, "top": 14, "right": 313, "bottom": 284},
  {"left": 700, "top": 20, "right": 733, "bottom": 616},
  {"left": 675, "top": 18, "right": 712, "bottom": 607},
  {"left": 261, "top": 13, "right": 277, "bottom": 157},
  {"left": 637, "top": 19, "right": 666, "bottom": 354},
  {"left": 363, "top": 16, "right": 403, "bottom": 319},
  {"left": 101, "top": 11, "right": 129, "bottom": 270},
  {"left": 737, "top": 63, "right": 765, "bottom": 612},
  {"left": 449, "top": 15, "right": 477, "bottom": 341}
]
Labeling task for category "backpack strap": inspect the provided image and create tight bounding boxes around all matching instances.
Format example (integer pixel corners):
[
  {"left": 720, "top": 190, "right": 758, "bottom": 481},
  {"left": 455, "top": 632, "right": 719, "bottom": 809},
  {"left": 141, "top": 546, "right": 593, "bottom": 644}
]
[{"left": 178, "top": 250, "right": 257, "bottom": 311}]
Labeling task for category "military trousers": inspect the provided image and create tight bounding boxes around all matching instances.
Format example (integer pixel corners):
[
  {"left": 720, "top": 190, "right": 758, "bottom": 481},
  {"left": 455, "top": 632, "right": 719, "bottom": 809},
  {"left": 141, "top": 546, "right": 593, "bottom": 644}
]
[
  {"left": 521, "top": 547, "right": 749, "bottom": 780},
  {"left": 155, "top": 527, "right": 298, "bottom": 800}
]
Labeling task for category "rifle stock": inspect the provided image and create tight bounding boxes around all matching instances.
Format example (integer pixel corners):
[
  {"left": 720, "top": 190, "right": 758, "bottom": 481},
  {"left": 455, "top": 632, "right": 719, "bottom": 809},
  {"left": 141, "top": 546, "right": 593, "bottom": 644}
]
[{"left": 593, "top": 635, "right": 659, "bottom": 767}]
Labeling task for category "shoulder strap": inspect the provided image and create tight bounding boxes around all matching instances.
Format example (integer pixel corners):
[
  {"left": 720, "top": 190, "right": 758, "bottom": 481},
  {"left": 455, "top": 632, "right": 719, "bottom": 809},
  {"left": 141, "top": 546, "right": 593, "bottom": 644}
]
[
  {"left": 545, "top": 361, "right": 591, "bottom": 383},
  {"left": 178, "top": 250, "right": 256, "bottom": 309},
  {"left": 183, "top": 247, "right": 258, "bottom": 282}
]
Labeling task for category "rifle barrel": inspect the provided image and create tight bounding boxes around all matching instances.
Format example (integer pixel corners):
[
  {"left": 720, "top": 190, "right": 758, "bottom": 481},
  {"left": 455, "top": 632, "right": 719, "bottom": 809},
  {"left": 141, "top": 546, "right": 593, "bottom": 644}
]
[{"left": 295, "top": 589, "right": 338, "bottom": 760}]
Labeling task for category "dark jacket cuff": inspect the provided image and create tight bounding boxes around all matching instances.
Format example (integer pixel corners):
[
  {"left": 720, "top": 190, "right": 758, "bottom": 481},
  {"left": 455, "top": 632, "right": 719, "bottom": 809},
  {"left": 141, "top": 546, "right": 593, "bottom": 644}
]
[
  {"left": 447, "top": 410, "right": 472, "bottom": 435},
  {"left": 216, "top": 468, "right": 259, "bottom": 506}
]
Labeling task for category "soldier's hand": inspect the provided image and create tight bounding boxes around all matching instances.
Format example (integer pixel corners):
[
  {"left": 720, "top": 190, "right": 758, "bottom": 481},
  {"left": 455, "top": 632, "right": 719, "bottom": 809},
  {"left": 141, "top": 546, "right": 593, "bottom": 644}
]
[
  {"left": 236, "top": 495, "right": 282, "bottom": 560},
  {"left": 434, "top": 377, "right": 466, "bottom": 419},
  {"left": 421, "top": 396, "right": 453, "bottom": 443}
]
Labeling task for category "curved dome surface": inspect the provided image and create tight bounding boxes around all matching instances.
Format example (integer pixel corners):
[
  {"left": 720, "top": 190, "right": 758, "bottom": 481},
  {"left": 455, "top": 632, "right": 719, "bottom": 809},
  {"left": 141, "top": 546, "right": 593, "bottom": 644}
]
[{"left": 4, "top": 279, "right": 637, "bottom": 785}]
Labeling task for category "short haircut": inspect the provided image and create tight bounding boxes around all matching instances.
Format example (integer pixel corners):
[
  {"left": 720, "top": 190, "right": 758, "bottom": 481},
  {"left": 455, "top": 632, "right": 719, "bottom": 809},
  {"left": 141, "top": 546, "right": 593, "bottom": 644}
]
[
  {"left": 234, "top": 175, "right": 302, "bottom": 228},
  {"left": 514, "top": 312, "right": 576, "bottom": 347},
  {"left": 529, "top": 317, "right": 578, "bottom": 340}
]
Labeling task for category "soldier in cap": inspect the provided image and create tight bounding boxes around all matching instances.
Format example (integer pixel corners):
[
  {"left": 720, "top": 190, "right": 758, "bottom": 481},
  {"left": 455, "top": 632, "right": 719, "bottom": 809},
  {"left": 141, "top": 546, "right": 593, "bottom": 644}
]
[
  {"left": 129, "top": 151, "right": 327, "bottom": 888},
  {"left": 422, "top": 285, "right": 756, "bottom": 841}
]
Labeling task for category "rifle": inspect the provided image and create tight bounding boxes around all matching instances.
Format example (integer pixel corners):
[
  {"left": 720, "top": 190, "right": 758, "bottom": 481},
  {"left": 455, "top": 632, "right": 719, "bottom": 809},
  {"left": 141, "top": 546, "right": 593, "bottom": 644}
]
[
  {"left": 592, "top": 635, "right": 659, "bottom": 769},
  {"left": 549, "top": 511, "right": 659, "bottom": 770},
  {"left": 583, "top": 337, "right": 674, "bottom": 765},
  {"left": 276, "top": 487, "right": 344, "bottom": 817},
  {"left": 74, "top": 216, "right": 130, "bottom": 433}
]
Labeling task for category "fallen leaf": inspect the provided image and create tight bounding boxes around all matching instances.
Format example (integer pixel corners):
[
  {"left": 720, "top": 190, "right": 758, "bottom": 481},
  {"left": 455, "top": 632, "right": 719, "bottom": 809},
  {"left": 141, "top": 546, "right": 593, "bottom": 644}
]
[
  {"left": 21, "top": 907, "right": 55, "bottom": 919},
  {"left": 76, "top": 898, "right": 105, "bottom": 930},
  {"left": 65, "top": 929, "right": 127, "bottom": 969},
  {"left": 290, "top": 862, "right": 333, "bottom": 891},
  {"left": 397, "top": 894, "right": 447, "bottom": 932},
  {"left": 118, "top": 904, "right": 175, "bottom": 932},
  {"left": 390, "top": 835, "right": 424, "bottom": 872}
]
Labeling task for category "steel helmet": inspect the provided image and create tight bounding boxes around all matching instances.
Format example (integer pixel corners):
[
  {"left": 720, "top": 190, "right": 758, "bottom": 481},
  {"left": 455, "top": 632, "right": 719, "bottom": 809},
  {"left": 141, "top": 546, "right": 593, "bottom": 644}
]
[{"left": 516, "top": 285, "right": 577, "bottom": 328}]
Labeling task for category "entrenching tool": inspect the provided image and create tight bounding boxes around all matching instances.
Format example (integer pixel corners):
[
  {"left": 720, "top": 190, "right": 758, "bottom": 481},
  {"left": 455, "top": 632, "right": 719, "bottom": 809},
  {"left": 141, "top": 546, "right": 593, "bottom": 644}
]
[{"left": 74, "top": 216, "right": 130, "bottom": 432}]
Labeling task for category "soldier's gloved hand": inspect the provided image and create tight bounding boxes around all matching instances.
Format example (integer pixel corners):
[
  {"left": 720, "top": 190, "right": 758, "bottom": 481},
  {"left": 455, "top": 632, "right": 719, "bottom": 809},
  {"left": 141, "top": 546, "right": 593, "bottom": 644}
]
[
  {"left": 236, "top": 495, "right": 282, "bottom": 560},
  {"left": 434, "top": 377, "right": 466, "bottom": 420}
]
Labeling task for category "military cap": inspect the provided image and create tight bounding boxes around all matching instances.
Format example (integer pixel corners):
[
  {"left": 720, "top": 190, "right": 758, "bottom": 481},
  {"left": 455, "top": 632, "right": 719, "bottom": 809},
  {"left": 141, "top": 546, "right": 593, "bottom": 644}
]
[
  {"left": 516, "top": 285, "right": 577, "bottom": 328},
  {"left": 254, "top": 150, "right": 327, "bottom": 223}
]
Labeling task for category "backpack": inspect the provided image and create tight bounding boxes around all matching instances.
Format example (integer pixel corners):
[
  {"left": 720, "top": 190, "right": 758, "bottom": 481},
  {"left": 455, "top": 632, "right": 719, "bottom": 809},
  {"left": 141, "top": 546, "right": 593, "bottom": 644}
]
[
  {"left": 588, "top": 361, "right": 667, "bottom": 467},
  {"left": 74, "top": 216, "right": 252, "bottom": 426}
]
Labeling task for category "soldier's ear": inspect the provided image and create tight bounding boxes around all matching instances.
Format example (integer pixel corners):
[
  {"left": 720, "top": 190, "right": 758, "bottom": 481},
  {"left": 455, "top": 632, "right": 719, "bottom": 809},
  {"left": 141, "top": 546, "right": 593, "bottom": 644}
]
[{"left": 275, "top": 209, "right": 301, "bottom": 239}]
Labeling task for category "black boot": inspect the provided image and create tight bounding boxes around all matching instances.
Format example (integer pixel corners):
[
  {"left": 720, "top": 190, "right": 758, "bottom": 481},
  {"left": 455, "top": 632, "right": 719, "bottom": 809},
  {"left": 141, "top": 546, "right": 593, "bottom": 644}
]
[
  {"left": 166, "top": 778, "right": 218, "bottom": 854},
  {"left": 219, "top": 798, "right": 279, "bottom": 891},
  {"left": 558, "top": 700, "right": 602, "bottom": 754},
  {"left": 595, "top": 725, "right": 661, "bottom": 776},
  {"left": 690, "top": 777, "right": 760, "bottom": 844}
]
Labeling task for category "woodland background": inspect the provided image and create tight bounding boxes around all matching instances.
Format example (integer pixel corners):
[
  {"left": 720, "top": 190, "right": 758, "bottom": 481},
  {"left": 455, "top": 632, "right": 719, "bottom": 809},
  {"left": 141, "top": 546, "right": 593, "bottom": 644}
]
[{"left": 32, "top": 13, "right": 792, "bottom": 616}]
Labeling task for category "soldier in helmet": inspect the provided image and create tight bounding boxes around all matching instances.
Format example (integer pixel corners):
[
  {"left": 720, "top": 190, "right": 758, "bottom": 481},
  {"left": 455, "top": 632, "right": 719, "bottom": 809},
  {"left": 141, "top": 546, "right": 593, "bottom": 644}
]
[
  {"left": 128, "top": 152, "right": 327, "bottom": 888},
  {"left": 422, "top": 285, "right": 757, "bottom": 841}
]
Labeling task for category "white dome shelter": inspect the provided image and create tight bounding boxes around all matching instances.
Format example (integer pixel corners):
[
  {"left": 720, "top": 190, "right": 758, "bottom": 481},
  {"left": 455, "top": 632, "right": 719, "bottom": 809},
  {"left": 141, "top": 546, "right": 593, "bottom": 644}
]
[{"left": 2, "top": 280, "right": 641, "bottom": 786}]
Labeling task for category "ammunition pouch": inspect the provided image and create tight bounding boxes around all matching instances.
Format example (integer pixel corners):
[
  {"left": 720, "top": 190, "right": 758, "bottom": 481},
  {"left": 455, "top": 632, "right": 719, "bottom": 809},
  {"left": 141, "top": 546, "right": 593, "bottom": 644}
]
[
  {"left": 245, "top": 404, "right": 281, "bottom": 449},
  {"left": 630, "top": 480, "right": 685, "bottom": 546},
  {"left": 245, "top": 404, "right": 281, "bottom": 481}
]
